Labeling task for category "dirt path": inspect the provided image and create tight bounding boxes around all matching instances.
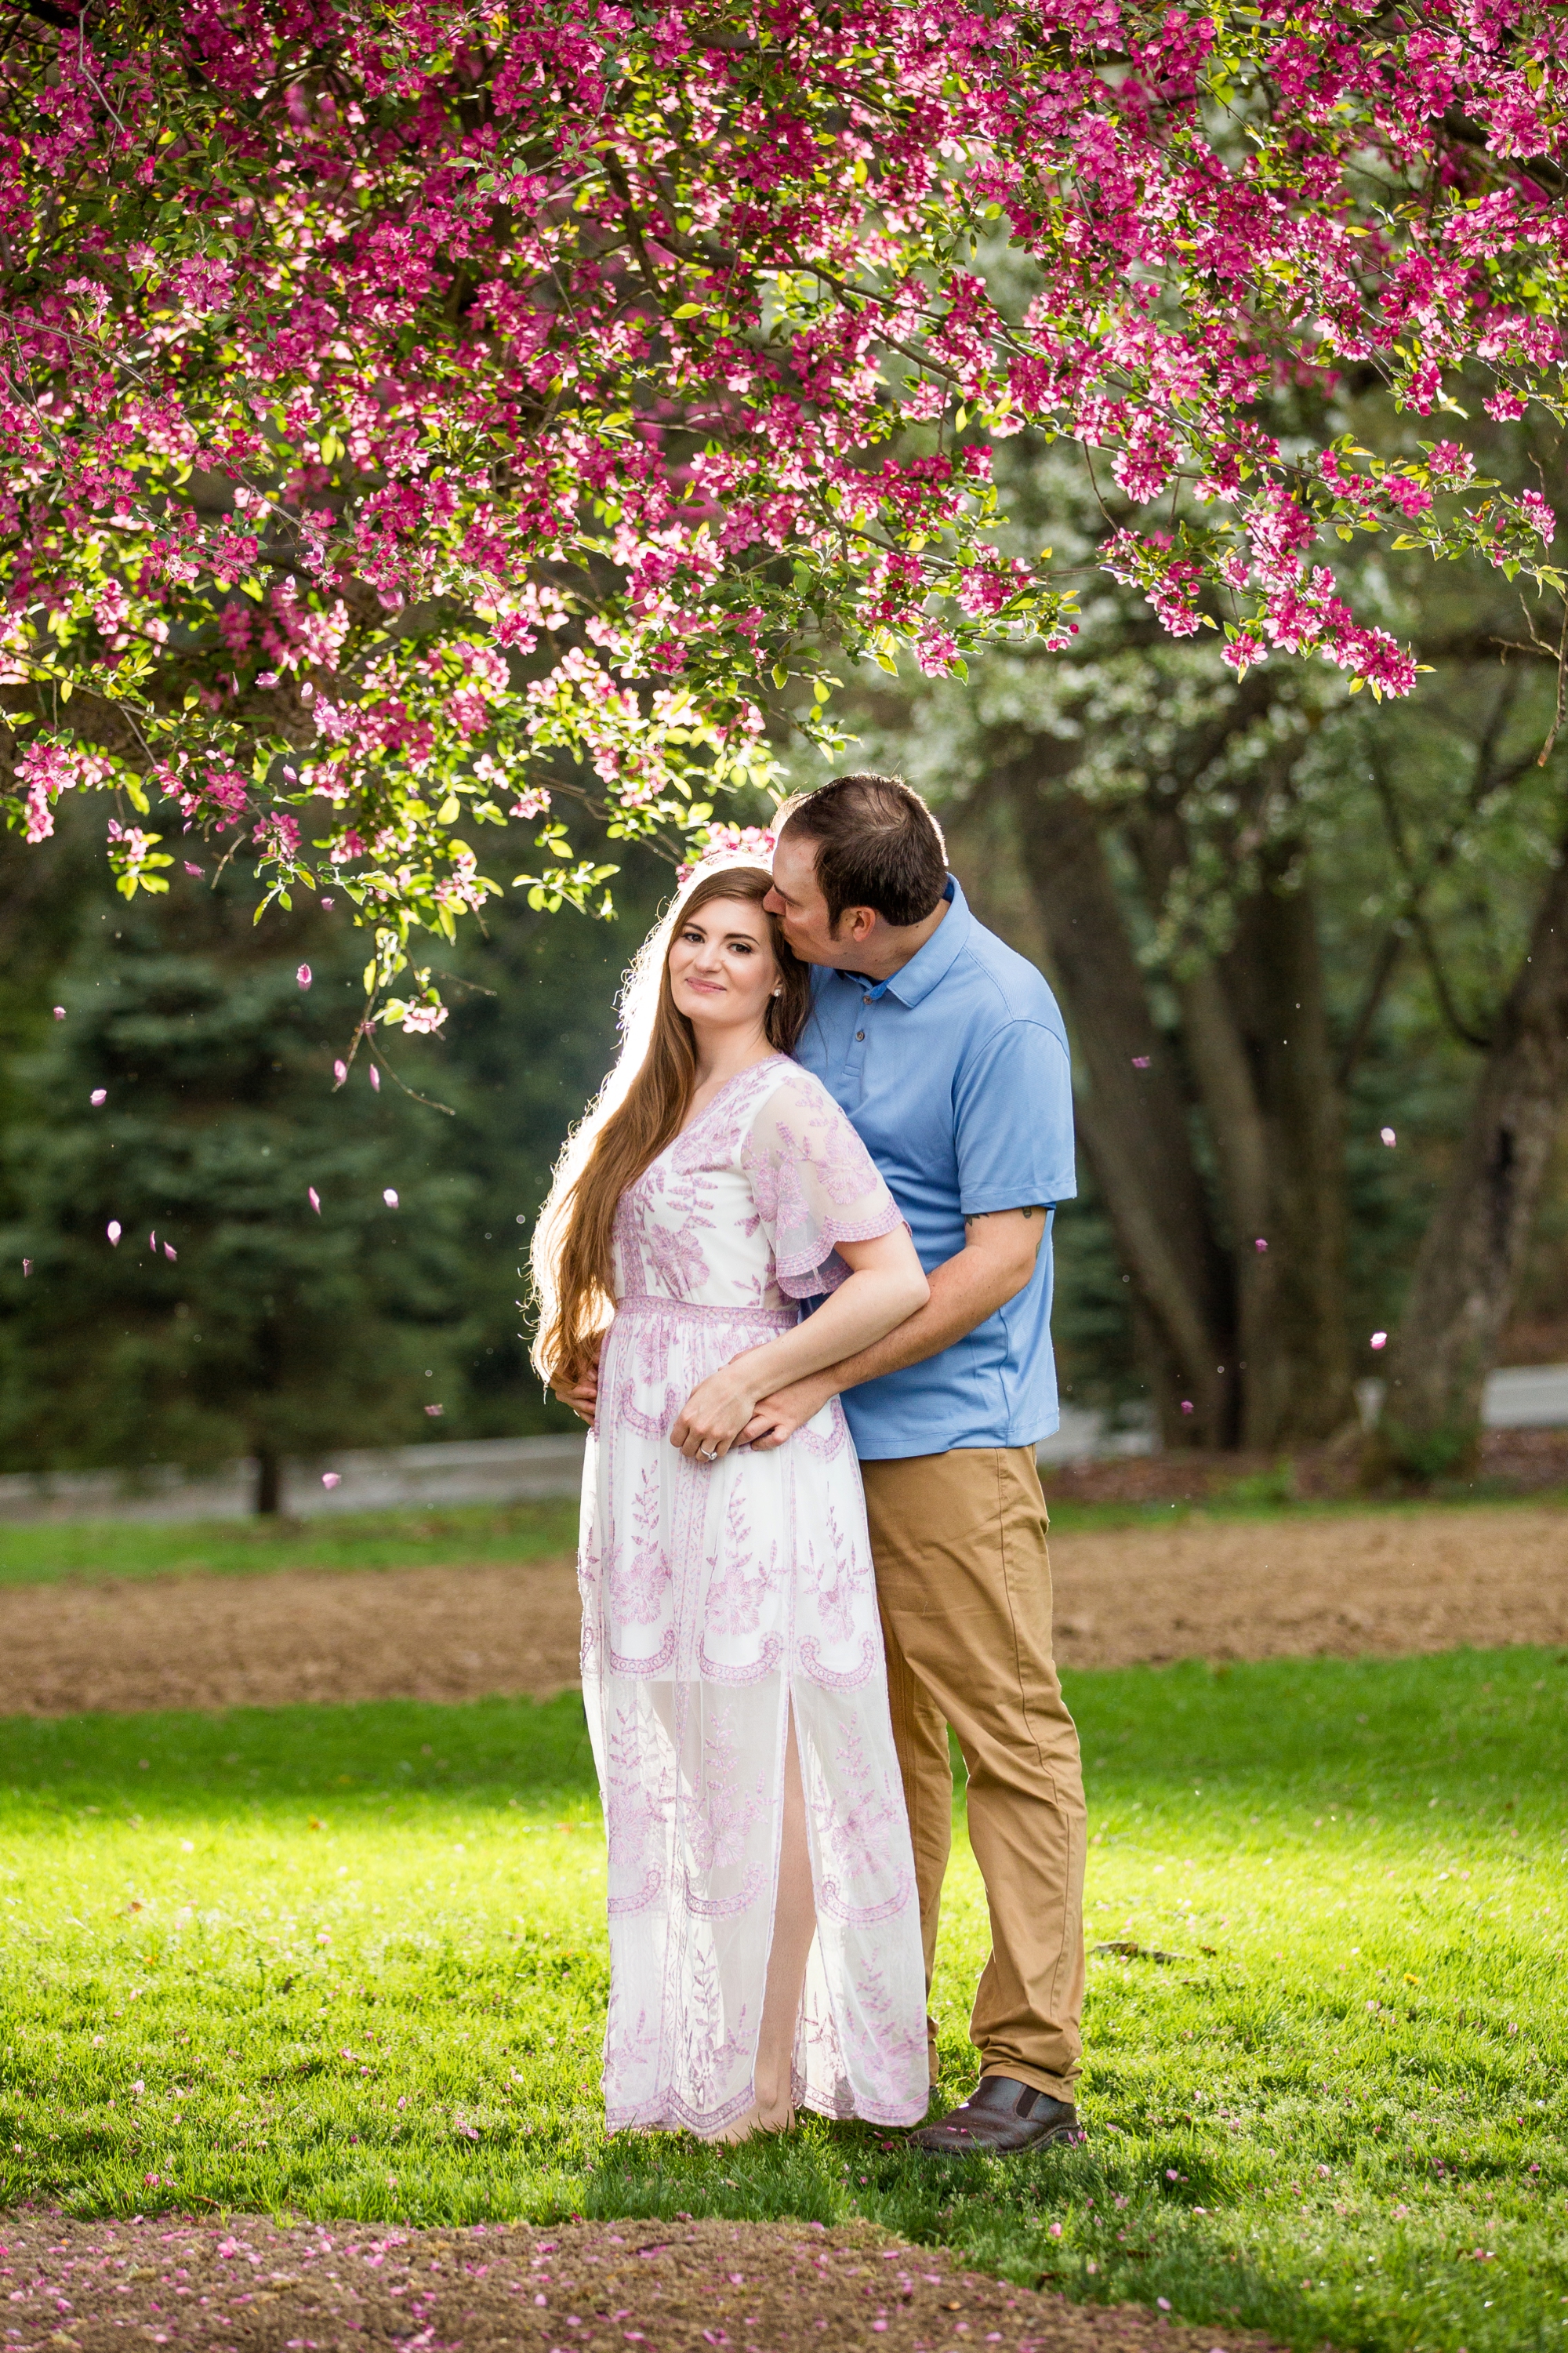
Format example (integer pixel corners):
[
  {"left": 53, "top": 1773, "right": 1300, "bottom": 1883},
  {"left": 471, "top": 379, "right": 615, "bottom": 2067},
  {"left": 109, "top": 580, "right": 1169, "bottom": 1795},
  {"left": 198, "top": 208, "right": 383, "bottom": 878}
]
[
  {"left": 0, "top": 2209, "right": 1288, "bottom": 2353},
  {"left": 0, "top": 1505, "right": 1563, "bottom": 1717}
]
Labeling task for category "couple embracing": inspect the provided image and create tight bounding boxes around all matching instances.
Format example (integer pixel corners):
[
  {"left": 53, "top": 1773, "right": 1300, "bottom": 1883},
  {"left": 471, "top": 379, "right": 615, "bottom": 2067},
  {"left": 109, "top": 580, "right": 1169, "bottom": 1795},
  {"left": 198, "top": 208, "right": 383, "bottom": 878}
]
[{"left": 533, "top": 774, "right": 1086, "bottom": 2158}]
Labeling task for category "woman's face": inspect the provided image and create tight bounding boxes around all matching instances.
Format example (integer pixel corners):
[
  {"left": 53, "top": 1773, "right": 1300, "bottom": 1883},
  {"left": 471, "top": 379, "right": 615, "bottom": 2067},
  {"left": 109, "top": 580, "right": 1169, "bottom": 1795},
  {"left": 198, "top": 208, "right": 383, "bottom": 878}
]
[{"left": 666, "top": 895, "right": 780, "bottom": 1040}]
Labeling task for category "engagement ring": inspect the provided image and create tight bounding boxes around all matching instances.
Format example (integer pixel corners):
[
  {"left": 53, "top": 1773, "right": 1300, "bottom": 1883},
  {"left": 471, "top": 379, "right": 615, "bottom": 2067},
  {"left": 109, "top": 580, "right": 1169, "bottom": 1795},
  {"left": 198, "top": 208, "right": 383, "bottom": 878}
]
[{"left": 700, "top": 1447, "right": 718, "bottom": 1460}]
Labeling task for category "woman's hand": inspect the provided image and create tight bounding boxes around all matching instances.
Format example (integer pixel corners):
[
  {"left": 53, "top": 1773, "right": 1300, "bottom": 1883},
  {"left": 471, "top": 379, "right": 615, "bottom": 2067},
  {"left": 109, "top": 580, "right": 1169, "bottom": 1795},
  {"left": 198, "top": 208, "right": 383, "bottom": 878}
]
[{"left": 670, "top": 1351, "right": 765, "bottom": 1462}]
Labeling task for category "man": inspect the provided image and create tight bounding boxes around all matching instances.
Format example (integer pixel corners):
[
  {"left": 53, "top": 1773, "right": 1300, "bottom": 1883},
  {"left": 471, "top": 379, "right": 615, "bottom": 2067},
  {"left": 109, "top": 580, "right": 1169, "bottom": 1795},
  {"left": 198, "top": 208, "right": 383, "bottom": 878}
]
[{"left": 747, "top": 772, "right": 1087, "bottom": 2158}]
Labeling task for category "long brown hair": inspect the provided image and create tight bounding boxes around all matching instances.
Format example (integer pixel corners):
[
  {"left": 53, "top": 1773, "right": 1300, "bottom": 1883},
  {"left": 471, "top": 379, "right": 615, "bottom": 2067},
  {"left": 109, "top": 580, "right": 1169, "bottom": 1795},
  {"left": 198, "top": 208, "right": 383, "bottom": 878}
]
[{"left": 530, "top": 862, "right": 811, "bottom": 1384}]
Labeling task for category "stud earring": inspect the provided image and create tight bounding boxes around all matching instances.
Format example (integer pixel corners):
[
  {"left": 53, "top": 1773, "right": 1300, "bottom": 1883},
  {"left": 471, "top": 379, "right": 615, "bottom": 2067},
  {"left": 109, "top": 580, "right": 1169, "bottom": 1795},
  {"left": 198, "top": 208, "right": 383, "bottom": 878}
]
[{"left": 772, "top": 986, "right": 783, "bottom": 997}]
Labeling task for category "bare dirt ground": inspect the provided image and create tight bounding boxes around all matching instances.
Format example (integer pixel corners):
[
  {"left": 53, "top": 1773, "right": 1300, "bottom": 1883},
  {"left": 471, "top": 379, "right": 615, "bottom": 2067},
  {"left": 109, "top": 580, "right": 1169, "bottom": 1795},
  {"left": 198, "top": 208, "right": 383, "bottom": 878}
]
[
  {"left": 0, "top": 2209, "right": 1287, "bottom": 2353},
  {"left": 0, "top": 1505, "right": 1563, "bottom": 1718}
]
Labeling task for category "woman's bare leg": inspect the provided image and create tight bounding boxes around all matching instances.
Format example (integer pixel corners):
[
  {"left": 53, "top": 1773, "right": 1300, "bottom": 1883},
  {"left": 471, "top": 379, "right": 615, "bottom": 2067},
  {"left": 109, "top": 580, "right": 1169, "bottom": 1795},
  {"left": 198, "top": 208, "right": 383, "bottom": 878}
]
[
  {"left": 710, "top": 1705, "right": 816, "bottom": 2142},
  {"left": 752, "top": 1705, "right": 815, "bottom": 2129}
]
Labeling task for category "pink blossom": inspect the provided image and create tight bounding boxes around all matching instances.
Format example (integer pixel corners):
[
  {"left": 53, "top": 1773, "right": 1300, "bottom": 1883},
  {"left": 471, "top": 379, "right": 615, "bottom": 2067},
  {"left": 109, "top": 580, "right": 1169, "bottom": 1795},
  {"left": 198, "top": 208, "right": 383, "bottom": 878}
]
[
  {"left": 333, "top": 1059, "right": 348, "bottom": 1086},
  {"left": 297, "top": 964, "right": 312, "bottom": 989},
  {"left": 184, "top": 862, "right": 204, "bottom": 877},
  {"left": 369, "top": 1065, "right": 381, "bottom": 1093}
]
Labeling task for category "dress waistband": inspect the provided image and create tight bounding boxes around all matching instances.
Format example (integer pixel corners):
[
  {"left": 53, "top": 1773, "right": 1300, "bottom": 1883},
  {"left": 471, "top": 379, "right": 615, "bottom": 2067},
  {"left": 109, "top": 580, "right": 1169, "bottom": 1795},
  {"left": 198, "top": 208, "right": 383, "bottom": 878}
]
[{"left": 613, "top": 1293, "right": 798, "bottom": 1330}]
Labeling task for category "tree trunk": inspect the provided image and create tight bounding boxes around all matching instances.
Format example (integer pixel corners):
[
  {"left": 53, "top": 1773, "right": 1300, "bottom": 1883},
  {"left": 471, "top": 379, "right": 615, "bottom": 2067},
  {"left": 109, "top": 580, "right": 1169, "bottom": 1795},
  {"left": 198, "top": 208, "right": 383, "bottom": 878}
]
[
  {"left": 1219, "top": 864, "right": 1353, "bottom": 1447},
  {"left": 254, "top": 1445, "right": 281, "bottom": 1515},
  {"left": 999, "top": 770, "right": 1237, "bottom": 1445},
  {"left": 1379, "top": 826, "right": 1568, "bottom": 1472}
]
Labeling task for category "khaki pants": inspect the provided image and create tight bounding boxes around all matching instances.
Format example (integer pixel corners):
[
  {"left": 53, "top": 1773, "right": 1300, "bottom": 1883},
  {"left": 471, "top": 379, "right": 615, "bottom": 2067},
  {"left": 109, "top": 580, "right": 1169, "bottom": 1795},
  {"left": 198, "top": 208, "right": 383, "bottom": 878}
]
[{"left": 860, "top": 1446, "right": 1086, "bottom": 2103}]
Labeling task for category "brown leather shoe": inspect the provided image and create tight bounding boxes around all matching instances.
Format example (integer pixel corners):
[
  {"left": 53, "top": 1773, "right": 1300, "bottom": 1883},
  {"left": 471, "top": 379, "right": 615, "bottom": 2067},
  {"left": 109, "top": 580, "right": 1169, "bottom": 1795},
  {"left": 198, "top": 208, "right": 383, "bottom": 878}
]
[{"left": 910, "top": 2075, "right": 1085, "bottom": 2157}]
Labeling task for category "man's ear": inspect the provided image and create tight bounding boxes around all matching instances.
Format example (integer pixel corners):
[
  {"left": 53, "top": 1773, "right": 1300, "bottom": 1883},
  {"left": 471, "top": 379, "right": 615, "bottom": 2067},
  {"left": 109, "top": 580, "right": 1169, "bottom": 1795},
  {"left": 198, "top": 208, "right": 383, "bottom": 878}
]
[{"left": 841, "top": 905, "right": 878, "bottom": 946}]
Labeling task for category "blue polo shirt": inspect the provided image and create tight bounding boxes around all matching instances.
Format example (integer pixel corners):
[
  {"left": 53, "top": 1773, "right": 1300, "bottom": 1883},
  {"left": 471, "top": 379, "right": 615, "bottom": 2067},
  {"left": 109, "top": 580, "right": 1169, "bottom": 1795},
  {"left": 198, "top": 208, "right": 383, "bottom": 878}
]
[{"left": 793, "top": 875, "right": 1076, "bottom": 1460}]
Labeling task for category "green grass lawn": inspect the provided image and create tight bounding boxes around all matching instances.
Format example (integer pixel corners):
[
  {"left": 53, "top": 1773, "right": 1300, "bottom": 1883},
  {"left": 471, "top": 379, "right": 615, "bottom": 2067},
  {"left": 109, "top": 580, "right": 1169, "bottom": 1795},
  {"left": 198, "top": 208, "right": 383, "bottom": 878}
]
[
  {"left": 0, "top": 1498, "right": 582, "bottom": 1588},
  {"left": 2, "top": 1480, "right": 1565, "bottom": 1589},
  {"left": 2, "top": 1650, "right": 1566, "bottom": 2352}
]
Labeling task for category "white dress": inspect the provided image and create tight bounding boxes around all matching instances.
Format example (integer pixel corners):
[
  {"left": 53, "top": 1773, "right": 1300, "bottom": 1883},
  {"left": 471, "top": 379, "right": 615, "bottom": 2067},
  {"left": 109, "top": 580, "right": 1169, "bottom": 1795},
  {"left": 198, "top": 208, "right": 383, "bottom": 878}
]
[{"left": 579, "top": 1055, "right": 930, "bottom": 2137}]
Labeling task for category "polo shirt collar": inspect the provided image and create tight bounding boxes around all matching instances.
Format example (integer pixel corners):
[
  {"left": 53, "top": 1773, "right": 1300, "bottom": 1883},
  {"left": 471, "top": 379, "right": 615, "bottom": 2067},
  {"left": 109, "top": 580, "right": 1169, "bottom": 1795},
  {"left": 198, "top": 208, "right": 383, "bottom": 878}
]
[{"left": 857, "top": 873, "right": 968, "bottom": 1007}]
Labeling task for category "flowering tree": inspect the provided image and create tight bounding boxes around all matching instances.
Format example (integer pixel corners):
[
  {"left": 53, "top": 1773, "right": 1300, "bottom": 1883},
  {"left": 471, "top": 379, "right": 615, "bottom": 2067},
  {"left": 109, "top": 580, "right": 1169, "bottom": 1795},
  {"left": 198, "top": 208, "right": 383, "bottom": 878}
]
[{"left": 3, "top": 0, "right": 1565, "bottom": 1041}]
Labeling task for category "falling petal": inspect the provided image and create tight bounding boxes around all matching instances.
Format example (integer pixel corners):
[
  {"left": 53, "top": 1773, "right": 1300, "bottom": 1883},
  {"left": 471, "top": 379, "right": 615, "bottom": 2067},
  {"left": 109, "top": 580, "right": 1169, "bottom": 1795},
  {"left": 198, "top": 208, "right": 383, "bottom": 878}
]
[
  {"left": 1179, "top": 1399, "right": 1194, "bottom": 1414},
  {"left": 321, "top": 1471, "right": 342, "bottom": 1490},
  {"left": 1380, "top": 1126, "right": 1397, "bottom": 1146},
  {"left": 308, "top": 1186, "right": 321, "bottom": 1213},
  {"left": 107, "top": 1221, "right": 122, "bottom": 1246},
  {"left": 1254, "top": 1236, "right": 1269, "bottom": 1251},
  {"left": 164, "top": 1243, "right": 177, "bottom": 1261},
  {"left": 21, "top": 1258, "right": 31, "bottom": 1276},
  {"left": 424, "top": 1402, "right": 444, "bottom": 1417},
  {"left": 332, "top": 1058, "right": 348, "bottom": 1086},
  {"left": 383, "top": 1187, "right": 399, "bottom": 1207},
  {"left": 369, "top": 1063, "right": 381, "bottom": 1092},
  {"left": 149, "top": 1232, "right": 157, "bottom": 1252},
  {"left": 90, "top": 1088, "right": 107, "bottom": 1106},
  {"left": 1131, "top": 1055, "right": 1151, "bottom": 1069},
  {"left": 1370, "top": 1331, "right": 1388, "bottom": 1350},
  {"left": 321, "top": 895, "right": 335, "bottom": 910},
  {"left": 297, "top": 964, "right": 312, "bottom": 989},
  {"left": 184, "top": 862, "right": 203, "bottom": 877},
  {"left": 52, "top": 1005, "right": 65, "bottom": 1020}
]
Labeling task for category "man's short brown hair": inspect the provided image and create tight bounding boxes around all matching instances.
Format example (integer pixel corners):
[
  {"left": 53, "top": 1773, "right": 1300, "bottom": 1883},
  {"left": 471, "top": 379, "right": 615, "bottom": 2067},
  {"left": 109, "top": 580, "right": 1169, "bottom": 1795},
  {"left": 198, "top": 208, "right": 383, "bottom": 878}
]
[{"left": 775, "top": 773, "right": 948, "bottom": 931}]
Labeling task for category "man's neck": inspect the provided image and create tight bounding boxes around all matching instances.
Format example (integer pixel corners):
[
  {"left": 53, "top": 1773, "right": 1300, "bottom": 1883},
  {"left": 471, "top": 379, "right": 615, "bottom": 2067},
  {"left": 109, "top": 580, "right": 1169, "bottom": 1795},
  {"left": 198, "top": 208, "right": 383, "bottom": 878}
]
[{"left": 844, "top": 891, "right": 949, "bottom": 985}]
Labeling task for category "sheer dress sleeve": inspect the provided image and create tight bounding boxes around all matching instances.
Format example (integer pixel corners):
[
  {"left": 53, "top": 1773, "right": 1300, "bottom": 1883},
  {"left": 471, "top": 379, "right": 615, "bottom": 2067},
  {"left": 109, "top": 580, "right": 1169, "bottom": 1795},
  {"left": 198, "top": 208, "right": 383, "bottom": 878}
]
[{"left": 741, "top": 1065, "right": 906, "bottom": 1300}]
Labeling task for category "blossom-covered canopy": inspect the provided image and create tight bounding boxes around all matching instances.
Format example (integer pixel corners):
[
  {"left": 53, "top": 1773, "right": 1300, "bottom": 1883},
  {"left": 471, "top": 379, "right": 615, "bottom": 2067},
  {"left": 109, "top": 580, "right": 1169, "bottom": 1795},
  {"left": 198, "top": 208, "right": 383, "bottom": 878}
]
[{"left": 4, "top": 0, "right": 1564, "bottom": 1021}]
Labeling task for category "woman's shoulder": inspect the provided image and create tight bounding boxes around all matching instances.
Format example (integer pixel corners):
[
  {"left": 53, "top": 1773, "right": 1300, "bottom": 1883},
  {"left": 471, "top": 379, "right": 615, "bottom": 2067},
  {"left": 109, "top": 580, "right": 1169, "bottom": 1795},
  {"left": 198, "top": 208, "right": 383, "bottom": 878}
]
[{"left": 744, "top": 1057, "right": 848, "bottom": 1129}]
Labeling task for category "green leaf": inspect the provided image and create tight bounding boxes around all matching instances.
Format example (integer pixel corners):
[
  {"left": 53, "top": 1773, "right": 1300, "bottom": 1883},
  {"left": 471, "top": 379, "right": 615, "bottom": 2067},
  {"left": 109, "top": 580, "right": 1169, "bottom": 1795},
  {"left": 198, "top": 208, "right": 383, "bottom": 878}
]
[
  {"left": 436, "top": 794, "right": 459, "bottom": 824},
  {"left": 771, "top": 663, "right": 789, "bottom": 689}
]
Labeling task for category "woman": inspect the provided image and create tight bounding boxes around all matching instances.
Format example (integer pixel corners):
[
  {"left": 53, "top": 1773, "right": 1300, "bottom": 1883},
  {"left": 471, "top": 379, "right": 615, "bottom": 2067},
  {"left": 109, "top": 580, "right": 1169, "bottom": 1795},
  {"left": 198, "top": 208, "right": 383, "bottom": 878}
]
[{"left": 532, "top": 860, "right": 931, "bottom": 2142}]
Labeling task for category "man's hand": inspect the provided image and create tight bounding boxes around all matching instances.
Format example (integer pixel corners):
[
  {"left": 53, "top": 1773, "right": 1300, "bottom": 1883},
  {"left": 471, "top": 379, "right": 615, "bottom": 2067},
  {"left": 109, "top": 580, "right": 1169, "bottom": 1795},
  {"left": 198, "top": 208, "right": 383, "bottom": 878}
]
[
  {"left": 550, "top": 1332, "right": 604, "bottom": 1425},
  {"left": 742, "top": 1370, "right": 839, "bottom": 1452}
]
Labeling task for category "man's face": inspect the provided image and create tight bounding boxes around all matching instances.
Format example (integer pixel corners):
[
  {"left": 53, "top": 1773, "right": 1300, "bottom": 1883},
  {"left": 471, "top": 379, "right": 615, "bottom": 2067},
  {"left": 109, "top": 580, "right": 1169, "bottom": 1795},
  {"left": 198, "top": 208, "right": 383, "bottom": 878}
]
[{"left": 765, "top": 825, "right": 869, "bottom": 968}]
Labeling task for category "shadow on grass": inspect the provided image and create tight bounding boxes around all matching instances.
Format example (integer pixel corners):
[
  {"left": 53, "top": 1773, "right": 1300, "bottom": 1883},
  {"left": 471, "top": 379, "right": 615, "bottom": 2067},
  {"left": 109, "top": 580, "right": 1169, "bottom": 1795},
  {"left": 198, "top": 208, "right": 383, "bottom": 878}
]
[{"left": 0, "top": 1689, "right": 598, "bottom": 1813}]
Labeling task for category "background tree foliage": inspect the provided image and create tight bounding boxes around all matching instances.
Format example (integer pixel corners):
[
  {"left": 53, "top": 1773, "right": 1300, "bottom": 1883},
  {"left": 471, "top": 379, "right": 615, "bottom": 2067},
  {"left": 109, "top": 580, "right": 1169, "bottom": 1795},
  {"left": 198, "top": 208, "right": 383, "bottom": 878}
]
[
  {"left": 0, "top": 813, "right": 665, "bottom": 1491},
  {"left": 782, "top": 398, "right": 1568, "bottom": 1465}
]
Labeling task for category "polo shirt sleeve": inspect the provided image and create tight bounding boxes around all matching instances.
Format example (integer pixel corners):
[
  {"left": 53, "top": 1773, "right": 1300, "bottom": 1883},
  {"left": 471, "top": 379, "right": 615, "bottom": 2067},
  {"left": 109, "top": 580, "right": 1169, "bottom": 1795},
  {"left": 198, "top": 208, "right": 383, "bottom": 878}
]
[{"left": 953, "top": 1020, "right": 1076, "bottom": 1214}]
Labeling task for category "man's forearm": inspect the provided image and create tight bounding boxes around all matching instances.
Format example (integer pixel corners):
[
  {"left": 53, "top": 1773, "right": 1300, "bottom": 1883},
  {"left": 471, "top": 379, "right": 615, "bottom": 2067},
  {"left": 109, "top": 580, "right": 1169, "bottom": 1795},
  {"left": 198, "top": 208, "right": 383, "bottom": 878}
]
[{"left": 810, "top": 1245, "right": 1020, "bottom": 1397}]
